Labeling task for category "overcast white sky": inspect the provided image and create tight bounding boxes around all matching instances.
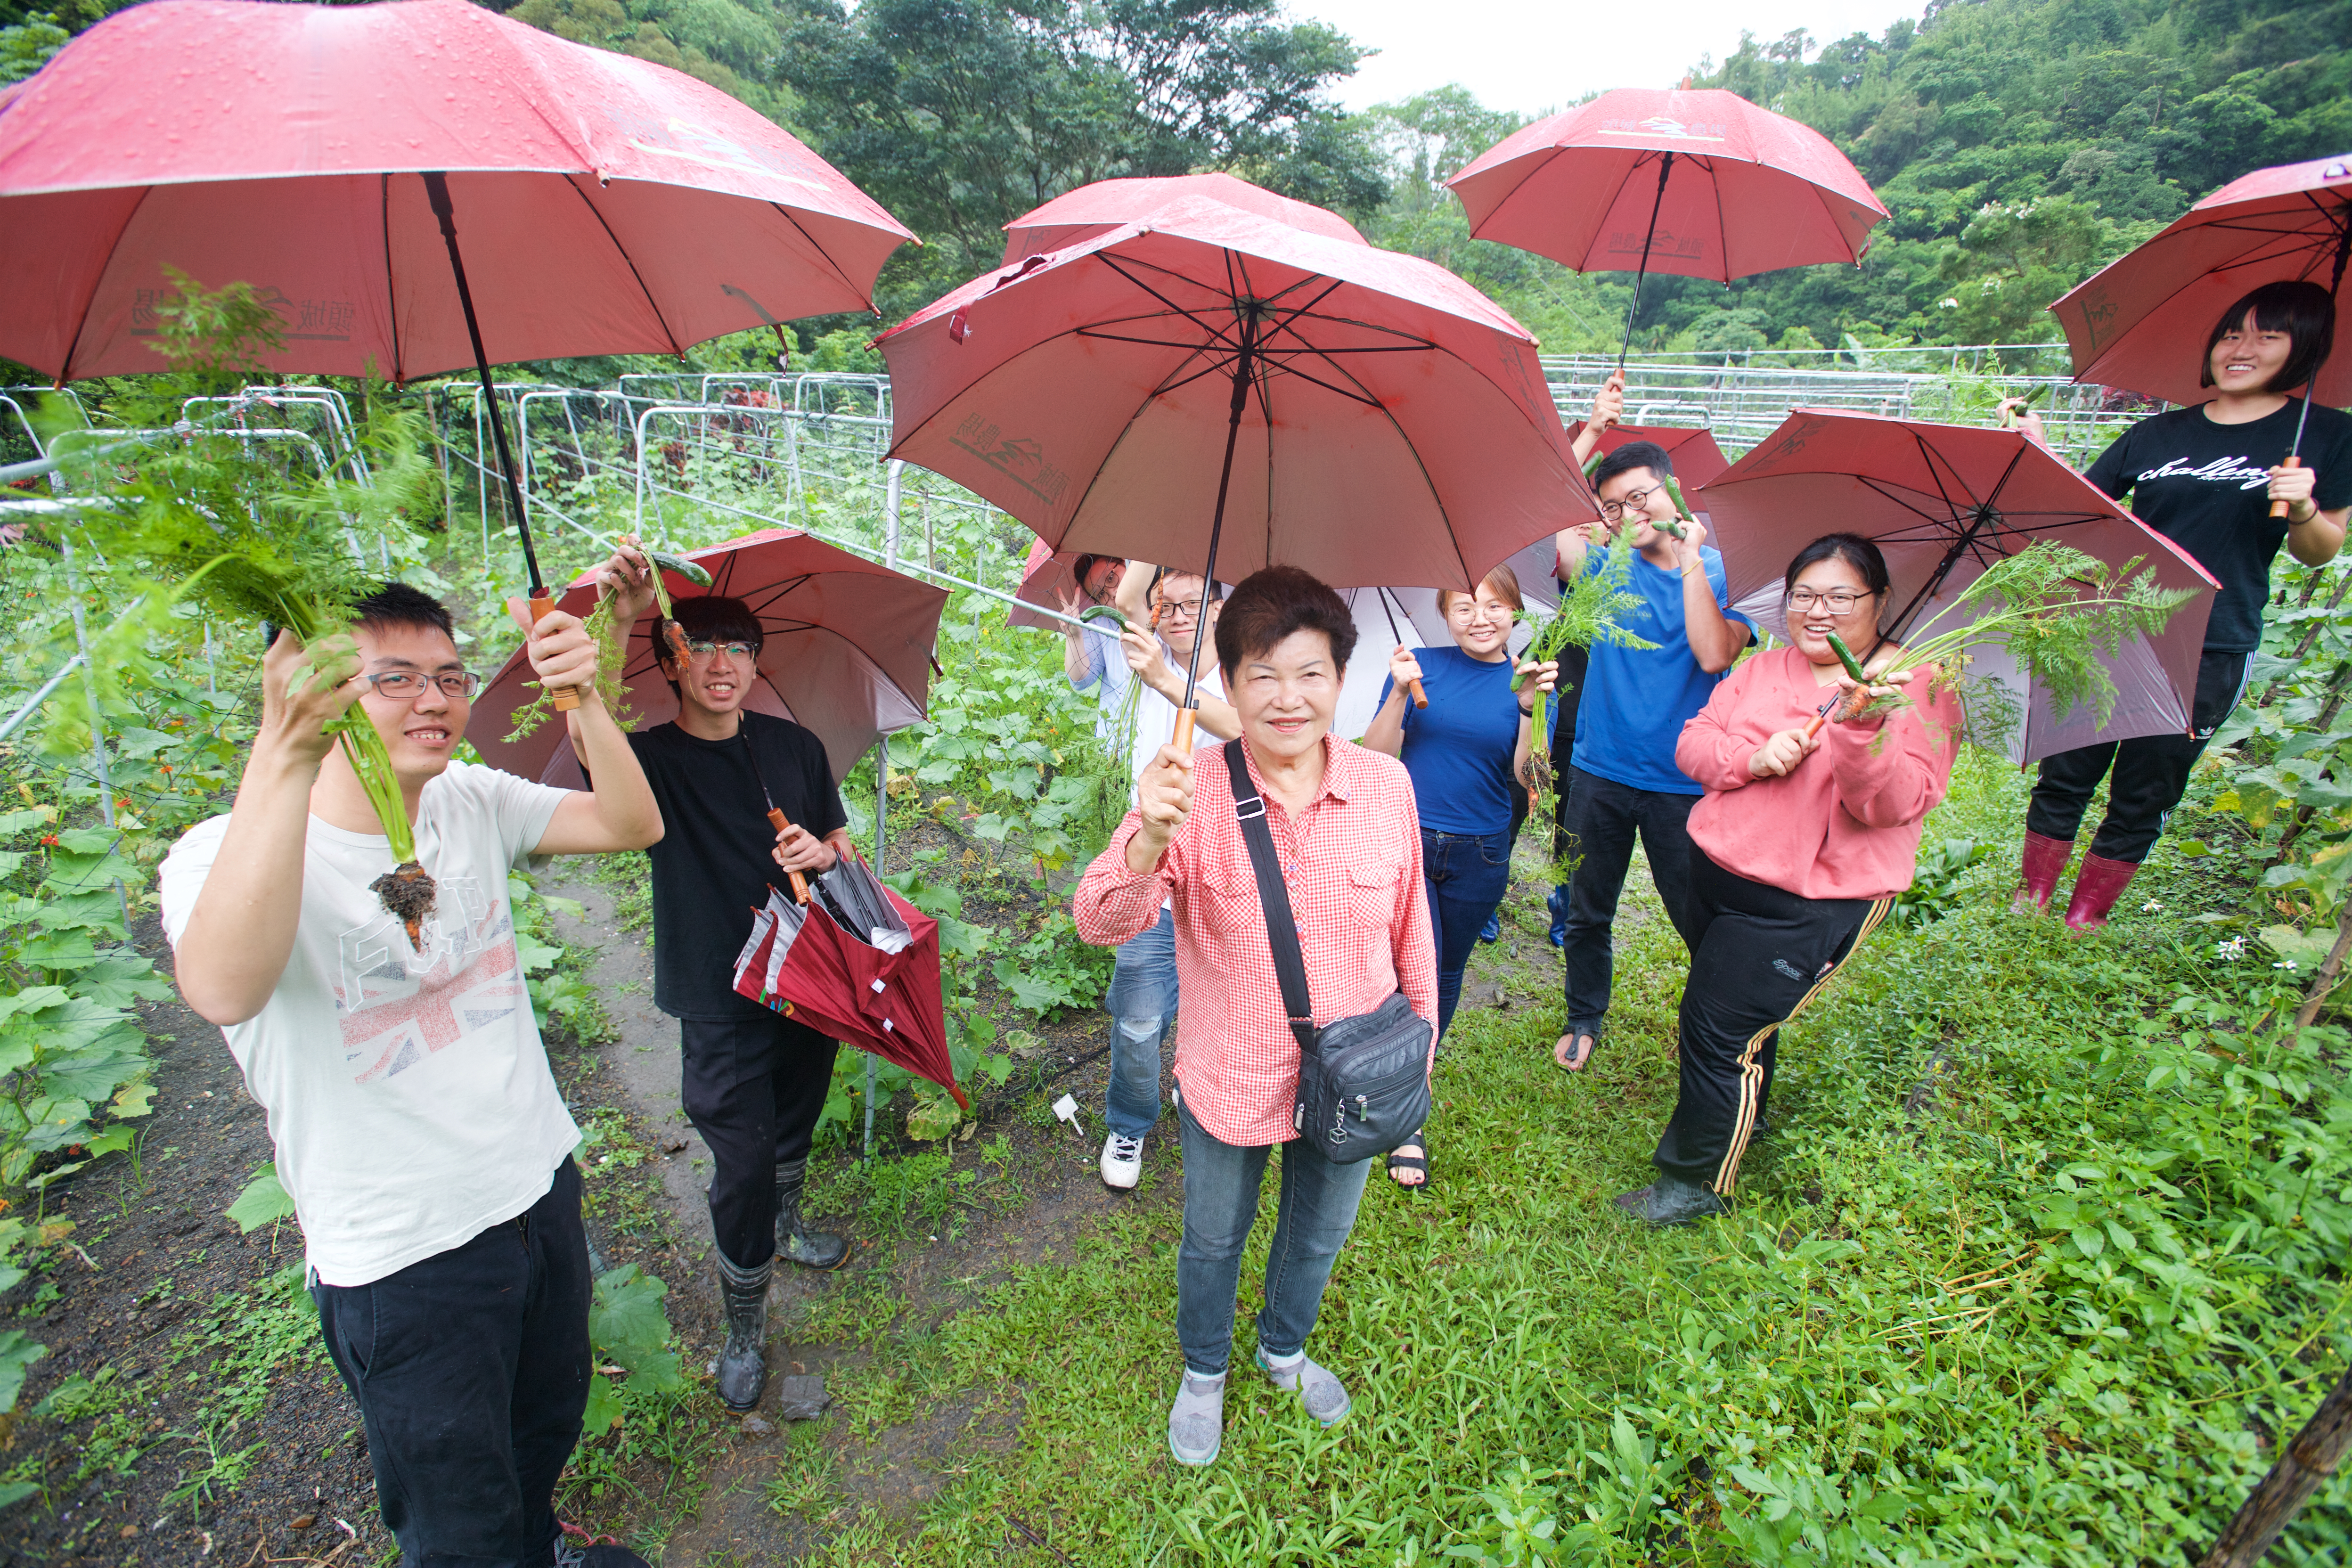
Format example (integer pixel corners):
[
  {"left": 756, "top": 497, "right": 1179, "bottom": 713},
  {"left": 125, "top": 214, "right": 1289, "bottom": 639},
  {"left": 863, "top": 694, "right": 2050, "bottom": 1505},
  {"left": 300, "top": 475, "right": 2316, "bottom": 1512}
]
[{"left": 1294, "top": 0, "right": 1929, "bottom": 117}]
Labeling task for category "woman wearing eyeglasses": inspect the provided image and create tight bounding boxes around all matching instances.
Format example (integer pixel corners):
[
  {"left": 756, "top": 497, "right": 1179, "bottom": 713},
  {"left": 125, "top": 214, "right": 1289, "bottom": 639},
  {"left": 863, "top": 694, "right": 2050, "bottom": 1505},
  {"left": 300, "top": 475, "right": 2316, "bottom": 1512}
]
[
  {"left": 586, "top": 546, "right": 859, "bottom": 1413},
  {"left": 1626, "top": 533, "right": 1959, "bottom": 1227}
]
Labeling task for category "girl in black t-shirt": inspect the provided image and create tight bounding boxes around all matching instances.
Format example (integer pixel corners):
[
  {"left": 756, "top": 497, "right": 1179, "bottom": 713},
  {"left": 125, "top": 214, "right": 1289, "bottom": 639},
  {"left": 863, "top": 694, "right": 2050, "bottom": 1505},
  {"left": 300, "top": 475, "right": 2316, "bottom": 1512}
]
[{"left": 2005, "top": 279, "right": 2352, "bottom": 930}]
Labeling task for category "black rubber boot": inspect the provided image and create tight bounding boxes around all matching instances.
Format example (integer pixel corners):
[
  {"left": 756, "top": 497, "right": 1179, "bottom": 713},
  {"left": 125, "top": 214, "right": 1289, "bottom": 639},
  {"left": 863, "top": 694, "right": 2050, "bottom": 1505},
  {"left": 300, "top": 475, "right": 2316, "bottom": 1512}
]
[
  {"left": 775, "top": 1158, "right": 849, "bottom": 1270},
  {"left": 713, "top": 1249, "right": 771, "bottom": 1412},
  {"left": 1612, "top": 1172, "right": 1727, "bottom": 1227}
]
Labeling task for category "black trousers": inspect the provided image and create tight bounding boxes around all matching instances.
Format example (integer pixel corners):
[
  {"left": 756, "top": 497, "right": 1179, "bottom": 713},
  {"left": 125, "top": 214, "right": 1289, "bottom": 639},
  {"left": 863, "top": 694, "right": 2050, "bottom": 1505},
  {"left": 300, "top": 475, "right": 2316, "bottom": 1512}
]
[
  {"left": 2025, "top": 649, "right": 2252, "bottom": 864},
  {"left": 680, "top": 1010, "right": 840, "bottom": 1268},
  {"left": 1558, "top": 766, "right": 1702, "bottom": 1033},
  {"left": 312, "top": 1158, "right": 590, "bottom": 1568},
  {"left": 1657, "top": 850, "right": 1889, "bottom": 1195}
]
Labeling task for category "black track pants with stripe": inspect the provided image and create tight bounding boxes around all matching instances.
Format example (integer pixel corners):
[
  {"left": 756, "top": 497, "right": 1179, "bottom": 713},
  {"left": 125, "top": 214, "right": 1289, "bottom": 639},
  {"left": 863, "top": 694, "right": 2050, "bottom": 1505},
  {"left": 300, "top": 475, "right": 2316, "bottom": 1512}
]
[{"left": 1654, "top": 847, "right": 1890, "bottom": 1195}]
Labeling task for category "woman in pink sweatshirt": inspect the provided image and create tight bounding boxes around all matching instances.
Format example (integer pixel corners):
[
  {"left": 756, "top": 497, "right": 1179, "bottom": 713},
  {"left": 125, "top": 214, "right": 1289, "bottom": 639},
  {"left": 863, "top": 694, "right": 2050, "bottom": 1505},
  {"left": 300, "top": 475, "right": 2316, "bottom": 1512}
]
[{"left": 1623, "top": 533, "right": 1960, "bottom": 1227}]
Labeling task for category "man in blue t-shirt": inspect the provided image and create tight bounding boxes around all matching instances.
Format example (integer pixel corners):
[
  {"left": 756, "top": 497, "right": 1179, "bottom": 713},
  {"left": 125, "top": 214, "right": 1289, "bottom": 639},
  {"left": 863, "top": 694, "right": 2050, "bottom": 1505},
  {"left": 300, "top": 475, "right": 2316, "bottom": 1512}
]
[{"left": 1552, "top": 441, "right": 1753, "bottom": 1073}]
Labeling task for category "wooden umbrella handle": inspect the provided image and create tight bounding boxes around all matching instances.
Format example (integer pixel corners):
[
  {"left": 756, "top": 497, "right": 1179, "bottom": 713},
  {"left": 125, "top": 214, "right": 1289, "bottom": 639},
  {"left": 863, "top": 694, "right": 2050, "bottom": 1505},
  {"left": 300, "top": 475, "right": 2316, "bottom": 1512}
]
[
  {"left": 1406, "top": 677, "right": 1428, "bottom": 709},
  {"left": 1172, "top": 707, "right": 1196, "bottom": 753},
  {"left": 528, "top": 591, "right": 580, "bottom": 712},
  {"left": 767, "top": 808, "right": 811, "bottom": 904},
  {"left": 2272, "top": 455, "right": 2302, "bottom": 521}
]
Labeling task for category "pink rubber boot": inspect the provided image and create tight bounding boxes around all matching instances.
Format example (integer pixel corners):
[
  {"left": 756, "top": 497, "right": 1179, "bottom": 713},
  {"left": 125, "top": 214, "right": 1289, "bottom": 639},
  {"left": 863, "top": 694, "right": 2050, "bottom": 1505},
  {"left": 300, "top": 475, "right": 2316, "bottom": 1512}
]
[
  {"left": 2063, "top": 853, "right": 2139, "bottom": 933},
  {"left": 2013, "top": 831, "right": 2072, "bottom": 915}
]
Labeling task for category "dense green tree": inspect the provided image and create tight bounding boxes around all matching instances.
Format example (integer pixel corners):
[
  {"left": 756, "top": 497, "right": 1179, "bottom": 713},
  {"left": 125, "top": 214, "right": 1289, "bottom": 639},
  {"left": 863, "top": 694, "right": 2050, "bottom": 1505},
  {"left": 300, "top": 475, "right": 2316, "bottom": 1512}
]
[{"left": 771, "top": 0, "right": 1384, "bottom": 316}]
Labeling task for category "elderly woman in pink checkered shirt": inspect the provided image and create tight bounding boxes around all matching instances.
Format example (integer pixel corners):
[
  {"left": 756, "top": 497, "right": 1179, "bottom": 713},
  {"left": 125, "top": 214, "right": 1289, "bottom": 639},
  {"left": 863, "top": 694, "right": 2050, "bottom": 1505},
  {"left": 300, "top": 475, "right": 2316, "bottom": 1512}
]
[{"left": 1075, "top": 564, "right": 1438, "bottom": 1469}]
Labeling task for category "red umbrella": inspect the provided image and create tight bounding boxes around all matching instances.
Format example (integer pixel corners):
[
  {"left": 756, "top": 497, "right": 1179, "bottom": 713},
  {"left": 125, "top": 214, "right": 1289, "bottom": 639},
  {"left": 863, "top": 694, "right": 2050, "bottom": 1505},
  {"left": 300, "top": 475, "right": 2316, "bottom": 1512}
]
[
  {"left": 735, "top": 873, "right": 962, "bottom": 1108},
  {"left": 470, "top": 528, "right": 949, "bottom": 786},
  {"left": 2049, "top": 151, "right": 2351, "bottom": 486},
  {"left": 1698, "top": 409, "right": 2218, "bottom": 762},
  {"left": 1446, "top": 88, "right": 1887, "bottom": 364},
  {"left": 878, "top": 181, "right": 1586, "bottom": 728},
  {"left": 1007, "top": 537, "right": 1089, "bottom": 633},
  {"left": 0, "top": 0, "right": 912, "bottom": 655},
  {"left": 1001, "top": 172, "right": 1368, "bottom": 263}
]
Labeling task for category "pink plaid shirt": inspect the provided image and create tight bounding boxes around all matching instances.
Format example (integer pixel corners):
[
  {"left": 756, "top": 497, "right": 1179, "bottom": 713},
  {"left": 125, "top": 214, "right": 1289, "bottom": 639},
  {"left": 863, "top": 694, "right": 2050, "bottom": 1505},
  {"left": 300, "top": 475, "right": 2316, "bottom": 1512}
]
[{"left": 1073, "top": 735, "right": 1437, "bottom": 1147}]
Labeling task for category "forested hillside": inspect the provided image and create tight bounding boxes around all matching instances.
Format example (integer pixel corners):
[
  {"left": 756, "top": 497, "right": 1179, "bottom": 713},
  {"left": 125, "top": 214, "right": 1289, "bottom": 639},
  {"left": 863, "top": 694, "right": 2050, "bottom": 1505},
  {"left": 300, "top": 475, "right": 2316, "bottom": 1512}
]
[{"left": 2, "top": 0, "right": 2345, "bottom": 355}]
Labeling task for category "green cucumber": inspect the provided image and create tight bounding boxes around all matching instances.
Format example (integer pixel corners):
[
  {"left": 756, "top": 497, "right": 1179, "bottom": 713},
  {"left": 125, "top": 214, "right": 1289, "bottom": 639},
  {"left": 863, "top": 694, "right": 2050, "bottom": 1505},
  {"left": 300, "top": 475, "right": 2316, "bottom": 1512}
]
[
  {"left": 649, "top": 549, "right": 713, "bottom": 588},
  {"left": 1079, "top": 604, "right": 1127, "bottom": 629},
  {"left": 1826, "top": 630, "right": 1869, "bottom": 682}
]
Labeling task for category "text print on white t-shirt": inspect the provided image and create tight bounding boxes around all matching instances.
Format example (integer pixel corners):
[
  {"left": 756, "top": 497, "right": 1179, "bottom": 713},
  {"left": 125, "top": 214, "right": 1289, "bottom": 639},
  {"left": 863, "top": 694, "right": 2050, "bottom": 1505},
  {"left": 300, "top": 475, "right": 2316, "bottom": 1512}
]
[
  {"left": 2136, "top": 455, "right": 2274, "bottom": 491},
  {"left": 336, "top": 874, "right": 525, "bottom": 1083}
]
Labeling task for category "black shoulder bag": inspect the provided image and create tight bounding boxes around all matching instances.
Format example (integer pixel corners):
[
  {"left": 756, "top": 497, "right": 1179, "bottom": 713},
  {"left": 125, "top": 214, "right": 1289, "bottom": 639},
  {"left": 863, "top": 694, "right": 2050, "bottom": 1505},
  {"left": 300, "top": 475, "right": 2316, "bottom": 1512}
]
[{"left": 1223, "top": 741, "right": 1432, "bottom": 1164}]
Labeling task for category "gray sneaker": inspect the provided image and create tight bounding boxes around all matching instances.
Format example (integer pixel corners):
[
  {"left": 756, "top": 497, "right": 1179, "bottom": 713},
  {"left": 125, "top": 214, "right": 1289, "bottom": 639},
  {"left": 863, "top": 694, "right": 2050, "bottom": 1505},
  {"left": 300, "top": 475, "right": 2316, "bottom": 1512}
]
[
  {"left": 1168, "top": 1370, "right": 1226, "bottom": 1466},
  {"left": 1612, "top": 1173, "right": 1726, "bottom": 1227},
  {"left": 1255, "top": 1347, "right": 1350, "bottom": 1426}
]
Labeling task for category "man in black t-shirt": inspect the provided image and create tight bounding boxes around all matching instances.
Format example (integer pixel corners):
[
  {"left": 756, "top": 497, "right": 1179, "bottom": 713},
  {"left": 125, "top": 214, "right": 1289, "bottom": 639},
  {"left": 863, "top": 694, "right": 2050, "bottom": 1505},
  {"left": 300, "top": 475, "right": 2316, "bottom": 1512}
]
[
  {"left": 2006, "top": 279, "right": 2352, "bottom": 930},
  {"left": 579, "top": 546, "right": 855, "bottom": 1413}
]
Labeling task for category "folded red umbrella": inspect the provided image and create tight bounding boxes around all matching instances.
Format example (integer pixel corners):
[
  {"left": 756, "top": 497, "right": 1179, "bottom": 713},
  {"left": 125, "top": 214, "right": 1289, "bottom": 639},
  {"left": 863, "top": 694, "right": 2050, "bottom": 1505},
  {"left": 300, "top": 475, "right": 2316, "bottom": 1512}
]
[{"left": 734, "top": 862, "right": 963, "bottom": 1109}]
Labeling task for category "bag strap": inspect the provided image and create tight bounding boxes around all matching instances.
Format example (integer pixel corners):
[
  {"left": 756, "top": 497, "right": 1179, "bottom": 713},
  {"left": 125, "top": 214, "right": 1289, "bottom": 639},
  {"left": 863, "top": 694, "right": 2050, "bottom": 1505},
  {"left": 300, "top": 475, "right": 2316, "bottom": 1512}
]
[{"left": 1224, "top": 740, "right": 1318, "bottom": 1053}]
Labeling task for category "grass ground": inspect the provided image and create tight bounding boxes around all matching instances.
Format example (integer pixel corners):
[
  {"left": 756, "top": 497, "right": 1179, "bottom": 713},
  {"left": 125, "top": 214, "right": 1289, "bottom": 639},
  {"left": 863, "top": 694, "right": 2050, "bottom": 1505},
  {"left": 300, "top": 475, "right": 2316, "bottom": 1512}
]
[{"left": 719, "top": 749, "right": 2352, "bottom": 1565}]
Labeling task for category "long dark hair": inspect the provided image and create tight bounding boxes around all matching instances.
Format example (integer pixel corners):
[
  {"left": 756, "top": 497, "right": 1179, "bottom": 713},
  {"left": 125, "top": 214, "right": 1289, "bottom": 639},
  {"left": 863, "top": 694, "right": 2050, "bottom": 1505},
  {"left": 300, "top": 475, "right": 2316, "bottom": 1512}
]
[
  {"left": 2199, "top": 280, "right": 2336, "bottom": 394},
  {"left": 1783, "top": 533, "right": 1892, "bottom": 628}
]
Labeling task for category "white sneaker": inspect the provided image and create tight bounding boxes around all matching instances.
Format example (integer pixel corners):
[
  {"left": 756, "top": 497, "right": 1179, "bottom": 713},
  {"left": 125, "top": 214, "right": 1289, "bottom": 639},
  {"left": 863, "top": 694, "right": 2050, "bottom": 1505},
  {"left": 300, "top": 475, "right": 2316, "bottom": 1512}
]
[{"left": 1099, "top": 1131, "right": 1144, "bottom": 1189}]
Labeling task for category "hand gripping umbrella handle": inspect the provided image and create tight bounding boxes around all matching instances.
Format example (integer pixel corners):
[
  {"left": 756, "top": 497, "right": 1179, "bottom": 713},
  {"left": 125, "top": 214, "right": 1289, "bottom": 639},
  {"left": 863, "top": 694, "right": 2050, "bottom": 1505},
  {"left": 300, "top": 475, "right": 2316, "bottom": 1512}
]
[
  {"left": 767, "top": 808, "right": 811, "bottom": 904},
  {"left": 527, "top": 592, "right": 581, "bottom": 712},
  {"left": 2271, "top": 456, "right": 2302, "bottom": 522}
]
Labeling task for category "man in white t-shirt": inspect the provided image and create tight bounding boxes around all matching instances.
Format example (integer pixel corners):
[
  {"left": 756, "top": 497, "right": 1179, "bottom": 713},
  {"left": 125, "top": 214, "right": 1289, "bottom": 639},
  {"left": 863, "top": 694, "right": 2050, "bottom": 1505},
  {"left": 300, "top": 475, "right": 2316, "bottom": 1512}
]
[
  {"left": 1095, "top": 565, "right": 1235, "bottom": 1190},
  {"left": 160, "top": 584, "right": 663, "bottom": 1568}
]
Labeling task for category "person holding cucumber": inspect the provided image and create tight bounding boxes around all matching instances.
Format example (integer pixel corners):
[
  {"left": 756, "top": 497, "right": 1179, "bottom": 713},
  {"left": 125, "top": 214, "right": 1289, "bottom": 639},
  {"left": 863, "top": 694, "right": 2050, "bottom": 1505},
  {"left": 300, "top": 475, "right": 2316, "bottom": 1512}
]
[
  {"left": 1548, "top": 441, "right": 1755, "bottom": 1077},
  {"left": 1361, "top": 564, "right": 1556, "bottom": 1189},
  {"left": 1647, "top": 533, "right": 1960, "bottom": 1225},
  {"left": 2005, "top": 280, "right": 2351, "bottom": 928},
  {"left": 1054, "top": 553, "right": 1132, "bottom": 741},
  {"left": 583, "top": 544, "right": 858, "bottom": 1414}
]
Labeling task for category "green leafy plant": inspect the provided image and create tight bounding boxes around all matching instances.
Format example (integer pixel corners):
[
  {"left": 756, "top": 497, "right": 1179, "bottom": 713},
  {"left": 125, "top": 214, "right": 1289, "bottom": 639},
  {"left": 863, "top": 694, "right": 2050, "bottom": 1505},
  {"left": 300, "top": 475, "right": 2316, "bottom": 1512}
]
[
  {"left": 583, "top": 1263, "right": 685, "bottom": 1436},
  {"left": 1889, "top": 838, "right": 1994, "bottom": 930},
  {"left": 1875, "top": 540, "right": 2196, "bottom": 749},
  {"left": 224, "top": 1162, "right": 298, "bottom": 1233}
]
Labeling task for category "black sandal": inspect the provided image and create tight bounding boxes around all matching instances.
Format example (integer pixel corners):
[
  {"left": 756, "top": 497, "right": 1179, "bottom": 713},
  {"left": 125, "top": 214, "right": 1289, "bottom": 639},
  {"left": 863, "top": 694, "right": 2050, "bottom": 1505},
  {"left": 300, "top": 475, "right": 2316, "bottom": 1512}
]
[{"left": 1387, "top": 1134, "right": 1429, "bottom": 1190}]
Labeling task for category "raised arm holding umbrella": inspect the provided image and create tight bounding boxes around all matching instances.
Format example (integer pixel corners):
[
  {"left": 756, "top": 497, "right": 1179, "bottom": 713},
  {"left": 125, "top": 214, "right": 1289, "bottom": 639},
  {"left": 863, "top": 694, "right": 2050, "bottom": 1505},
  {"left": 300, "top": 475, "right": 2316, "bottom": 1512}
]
[{"left": 0, "top": 1, "right": 914, "bottom": 1538}]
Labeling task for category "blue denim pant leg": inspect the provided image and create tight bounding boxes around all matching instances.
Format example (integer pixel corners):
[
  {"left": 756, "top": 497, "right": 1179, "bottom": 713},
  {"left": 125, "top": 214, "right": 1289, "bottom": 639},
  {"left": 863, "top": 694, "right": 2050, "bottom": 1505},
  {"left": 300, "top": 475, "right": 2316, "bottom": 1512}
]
[
  {"left": 1421, "top": 826, "right": 1514, "bottom": 1040},
  {"left": 1175, "top": 1097, "right": 1372, "bottom": 1375},
  {"left": 1103, "top": 906, "right": 1178, "bottom": 1139}
]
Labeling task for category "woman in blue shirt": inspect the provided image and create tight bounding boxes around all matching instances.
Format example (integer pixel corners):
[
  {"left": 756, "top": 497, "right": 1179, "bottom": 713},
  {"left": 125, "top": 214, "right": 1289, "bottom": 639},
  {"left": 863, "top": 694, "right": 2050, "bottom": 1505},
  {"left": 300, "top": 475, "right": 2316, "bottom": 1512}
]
[{"left": 1364, "top": 564, "right": 1556, "bottom": 1188}]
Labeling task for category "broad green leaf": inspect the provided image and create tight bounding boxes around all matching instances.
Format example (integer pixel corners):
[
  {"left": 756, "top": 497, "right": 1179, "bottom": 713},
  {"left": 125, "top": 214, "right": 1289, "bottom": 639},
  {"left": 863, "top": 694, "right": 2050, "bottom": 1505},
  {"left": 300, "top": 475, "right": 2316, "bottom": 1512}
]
[
  {"left": 2071, "top": 1225, "right": 2105, "bottom": 1258},
  {"left": 515, "top": 931, "right": 563, "bottom": 975},
  {"left": 15, "top": 930, "right": 97, "bottom": 969},
  {"left": 226, "top": 1164, "right": 299, "bottom": 1232},
  {"left": 50, "top": 827, "right": 118, "bottom": 855},
  {"left": 905, "top": 1091, "right": 962, "bottom": 1142},
  {"left": 0, "top": 808, "right": 49, "bottom": 840},
  {"left": 0, "top": 1328, "right": 46, "bottom": 1415},
  {"left": 580, "top": 1371, "right": 623, "bottom": 1437},
  {"left": 589, "top": 1264, "right": 673, "bottom": 1364},
  {"left": 71, "top": 951, "right": 174, "bottom": 1007}
]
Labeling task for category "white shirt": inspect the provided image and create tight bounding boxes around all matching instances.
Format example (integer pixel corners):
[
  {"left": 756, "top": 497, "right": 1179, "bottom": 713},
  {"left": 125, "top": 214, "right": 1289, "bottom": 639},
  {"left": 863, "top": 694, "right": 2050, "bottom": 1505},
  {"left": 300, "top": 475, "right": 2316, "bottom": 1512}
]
[
  {"left": 159, "top": 762, "right": 577, "bottom": 1287},
  {"left": 1129, "top": 645, "right": 1225, "bottom": 808}
]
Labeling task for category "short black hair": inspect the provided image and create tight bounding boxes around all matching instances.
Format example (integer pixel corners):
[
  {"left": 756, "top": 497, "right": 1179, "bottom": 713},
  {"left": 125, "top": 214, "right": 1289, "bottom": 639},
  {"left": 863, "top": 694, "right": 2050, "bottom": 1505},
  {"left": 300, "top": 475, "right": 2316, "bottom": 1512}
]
[
  {"left": 350, "top": 581, "right": 456, "bottom": 647},
  {"left": 2201, "top": 280, "right": 2336, "bottom": 394},
  {"left": 1593, "top": 440, "right": 1675, "bottom": 492},
  {"left": 1214, "top": 564, "right": 1356, "bottom": 677},
  {"left": 1783, "top": 532, "right": 1892, "bottom": 602},
  {"left": 653, "top": 595, "right": 764, "bottom": 670},
  {"left": 1071, "top": 553, "right": 1114, "bottom": 588}
]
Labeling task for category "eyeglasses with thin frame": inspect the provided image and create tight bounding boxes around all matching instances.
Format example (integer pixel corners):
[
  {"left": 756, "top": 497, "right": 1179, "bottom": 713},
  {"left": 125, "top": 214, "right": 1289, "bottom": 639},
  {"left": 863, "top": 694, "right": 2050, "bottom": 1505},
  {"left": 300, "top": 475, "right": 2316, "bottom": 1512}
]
[
  {"left": 1158, "top": 596, "right": 1204, "bottom": 623},
  {"left": 1786, "top": 588, "right": 1866, "bottom": 613},
  {"left": 354, "top": 670, "right": 481, "bottom": 701},
  {"left": 1599, "top": 485, "right": 1660, "bottom": 521},
  {"left": 684, "top": 639, "right": 760, "bottom": 663}
]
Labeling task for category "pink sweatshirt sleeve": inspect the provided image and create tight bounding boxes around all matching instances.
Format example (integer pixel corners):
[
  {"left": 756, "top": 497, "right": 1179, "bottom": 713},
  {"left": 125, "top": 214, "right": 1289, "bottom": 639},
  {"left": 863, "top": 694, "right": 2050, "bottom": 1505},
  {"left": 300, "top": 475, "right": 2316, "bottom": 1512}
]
[
  {"left": 1072, "top": 809, "right": 1176, "bottom": 947},
  {"left": 1675, "top": 659, "right": 1764, "bottom": 792},
  {"left": 1822, "top": 675, "right": 1961, "bottom": 830}
]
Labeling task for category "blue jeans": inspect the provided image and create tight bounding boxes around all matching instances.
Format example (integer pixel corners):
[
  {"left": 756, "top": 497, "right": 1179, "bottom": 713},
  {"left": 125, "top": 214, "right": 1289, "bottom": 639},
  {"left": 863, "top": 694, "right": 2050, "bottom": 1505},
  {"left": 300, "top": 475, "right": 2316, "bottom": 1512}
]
[
  {"left": 1176, "top": 1097, "right": 1372, "bottom": 1377},
  {"left": 1104, "top": 907, "right": 1178, "bottom": 1138},
  {"left": 1421, "top": 826, "right": 1514, "bottom": 1039},
  {"left": 312, "top": 1159, "right": 590, "bottom": 1568}
]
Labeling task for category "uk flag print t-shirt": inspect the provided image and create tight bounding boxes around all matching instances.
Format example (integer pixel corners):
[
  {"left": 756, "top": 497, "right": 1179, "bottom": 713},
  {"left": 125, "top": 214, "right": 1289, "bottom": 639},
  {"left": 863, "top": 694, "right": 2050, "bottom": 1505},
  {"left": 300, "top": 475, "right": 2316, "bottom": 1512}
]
[
  {"left": 2085, "top": 400, "right": 2352, "bottom": 652},
  {"left": 160, "top": 762, "right": 578, "bottom": 1287}
]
